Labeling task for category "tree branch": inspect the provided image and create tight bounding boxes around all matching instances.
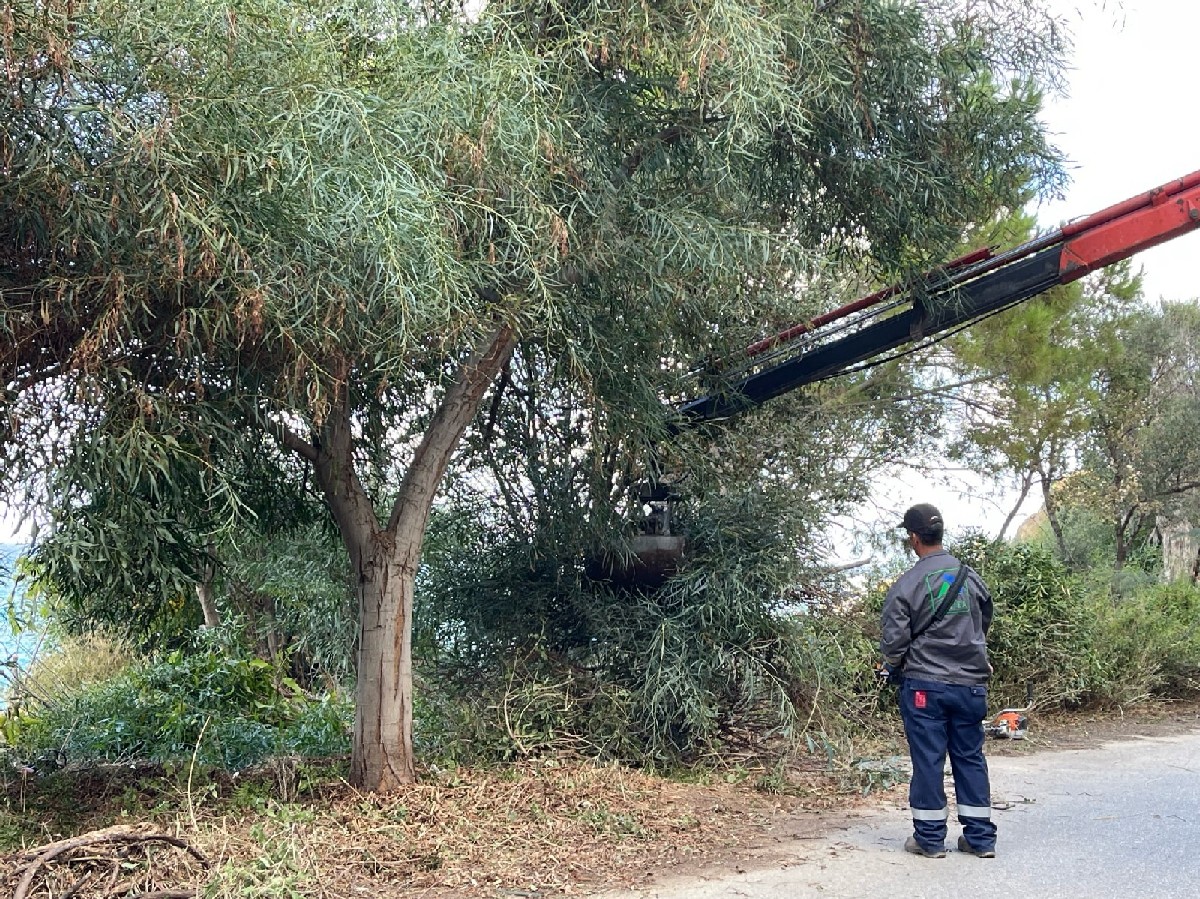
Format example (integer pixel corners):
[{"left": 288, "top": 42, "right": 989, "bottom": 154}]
[
  {"left": 387, "top": 322, "right": 518, "bottom": 537},
  {"left": 273, "top": 417, "right": 318, "bottom": 464},
  {"left": 617, "top": 114, "right": 725, "bottom": 181},
  {"left": 1151, "top": 481, "right": 1200, "bottom": 500},
  {"left": 480, "top": 357, "right": 512, "bottom": 449}
]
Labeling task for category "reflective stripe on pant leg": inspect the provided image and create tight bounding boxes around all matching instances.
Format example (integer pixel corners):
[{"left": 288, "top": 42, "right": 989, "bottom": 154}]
[
  {"left": 955, "top": 805, "right": 991, "bottom": 818},
  {"left": 911, "top": 806, "right": 949, "bottom": 821}
]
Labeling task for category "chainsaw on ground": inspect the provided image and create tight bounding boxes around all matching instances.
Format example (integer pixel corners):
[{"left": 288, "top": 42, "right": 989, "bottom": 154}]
[{"left": 984, "top": 683, "right": 1035, "bottom": 740}]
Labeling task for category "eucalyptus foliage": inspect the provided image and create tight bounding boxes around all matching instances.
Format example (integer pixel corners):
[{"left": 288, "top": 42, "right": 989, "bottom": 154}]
[
  {"left": 421, "top": 342, "right": 996, "bottom": 762},
  {"left": 3, "top": 0, "right": 1066, "bottom": 785},
  {"left": 218, "top": 522, "right": 356, "bottom": 686},
  {"left": 420, "top": 477, "right": 843, "bottom": 760}
]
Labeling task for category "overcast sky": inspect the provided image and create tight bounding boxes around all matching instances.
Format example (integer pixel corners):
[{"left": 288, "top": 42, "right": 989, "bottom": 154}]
[{"left": 1037, "top": 0, "right": 1200, "bottom": 301}]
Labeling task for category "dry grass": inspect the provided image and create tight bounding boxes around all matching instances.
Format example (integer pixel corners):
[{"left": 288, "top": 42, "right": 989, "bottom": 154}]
[
  {"left": 6, "top": 634, "right": 132, "bottom": 714},
  {"left": 15, "top": 700, "right": 1194, "bottom": 898},
  {"left": 2, "top": 755, "right": 853, "bottom": 899}
]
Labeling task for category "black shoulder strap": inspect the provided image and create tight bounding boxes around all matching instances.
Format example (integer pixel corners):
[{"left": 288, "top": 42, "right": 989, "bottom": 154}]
[{"left": 909, "top": 565, "right": 971, "bottom": 644}]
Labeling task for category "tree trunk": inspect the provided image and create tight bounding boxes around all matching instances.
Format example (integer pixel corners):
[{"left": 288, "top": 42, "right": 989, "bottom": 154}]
[
  {"left": 316, "top": 411, "right": 420, "bottom": 791},
  {"left": 260, "top": 591, "right": 282, "bottom": 663},
  {"left": 1113, "top": 506, "right": 1143, "bottom": 571},
  {"left": 195, "top": 558, "right": 220, "bottom": 628},
  {"left": 1157, "top": 513, "right": 1200, "bottom": 583},
  {"left": 1040, "top": 474, "right": 1068, "bottom": 561},
  {"left": 344, "top": 526, "right": 418, "bottom": 791},
  {"left": 996, "top": 470, "right": 1035, "bottom": 543},
  {"left": 298, "top": 323, "right": 518, "bottom": 792}
]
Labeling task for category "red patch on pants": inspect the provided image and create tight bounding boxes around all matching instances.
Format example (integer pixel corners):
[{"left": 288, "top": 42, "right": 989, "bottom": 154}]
[{"left": 914, "top": 691, "right": 927, "bottom": 709}]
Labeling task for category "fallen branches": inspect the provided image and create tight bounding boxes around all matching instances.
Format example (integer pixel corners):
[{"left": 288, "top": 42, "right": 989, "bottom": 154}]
[{"left": 6, "top": 826, "right": 209, "bottom": 899}]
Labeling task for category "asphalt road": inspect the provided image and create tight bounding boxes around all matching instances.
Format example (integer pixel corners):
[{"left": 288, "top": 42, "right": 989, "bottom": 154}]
[{"left": 597, "top": 729, "right": 1200, "bottom": 899}]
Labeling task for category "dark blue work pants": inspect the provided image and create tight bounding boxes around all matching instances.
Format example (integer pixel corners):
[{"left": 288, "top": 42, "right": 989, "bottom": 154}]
[{"left": 899, "top": 677, "right": 998, "bottom": 852}]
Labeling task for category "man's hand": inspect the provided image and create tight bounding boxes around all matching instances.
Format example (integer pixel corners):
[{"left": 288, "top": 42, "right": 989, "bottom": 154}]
[{"left": 874, "top": 661, "right": 900, "bottom": 687}]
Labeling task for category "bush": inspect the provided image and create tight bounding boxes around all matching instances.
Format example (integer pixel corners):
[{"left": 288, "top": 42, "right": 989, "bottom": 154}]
[
  {"left": 955, "top": 536, "right": 1200, "bottom": 709},
  {"left": 954, "top": 536, "right": 1102, "bottom": 707},
  {"left": 7, "top": 627, "right": 350, "bottom": 770},
  {"left": 1091, "top": 581, "right": 1200, "bottom": 701},
  {"left": 414, "top": 485, "right": 841, "bottom": 766}
]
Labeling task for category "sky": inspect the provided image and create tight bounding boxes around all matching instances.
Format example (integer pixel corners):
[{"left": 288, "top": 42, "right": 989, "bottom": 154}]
[
  {"left": 1036, "top": 0, "right": 1200, "bottom": 304},
  {"left": 4, "top": 2, "right": 1197, "bottom": 546}
]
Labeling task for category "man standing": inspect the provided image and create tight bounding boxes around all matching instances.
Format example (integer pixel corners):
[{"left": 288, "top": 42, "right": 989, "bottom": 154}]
[{"left": 879, "top": 503, "right": 998, "bottom": 859}]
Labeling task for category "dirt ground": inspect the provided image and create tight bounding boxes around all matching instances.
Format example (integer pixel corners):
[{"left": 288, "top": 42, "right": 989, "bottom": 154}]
[{"left": 5, "top": 699, "right": 1200, "bottom": 899}]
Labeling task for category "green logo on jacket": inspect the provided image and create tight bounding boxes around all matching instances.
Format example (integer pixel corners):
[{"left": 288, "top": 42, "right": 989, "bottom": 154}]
[{"left": 925, "top": 568, "right": 969, "bottom": 615}]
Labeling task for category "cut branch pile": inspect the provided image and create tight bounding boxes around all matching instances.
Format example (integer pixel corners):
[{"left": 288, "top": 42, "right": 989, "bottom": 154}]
[
  {"left": 196, "top": 758, "right": 846, "bottom": 897},
  {"left": 4, "top": 826, "right": 209, "bottom": 899}
]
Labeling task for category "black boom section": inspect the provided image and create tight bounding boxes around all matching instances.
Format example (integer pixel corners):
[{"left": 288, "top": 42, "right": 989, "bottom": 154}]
[{"left": 677, "top": 247, "right": 1063, "bottom": 423}]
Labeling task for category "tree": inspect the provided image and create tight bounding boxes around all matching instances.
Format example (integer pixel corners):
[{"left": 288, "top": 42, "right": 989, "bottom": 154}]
[
  {"left": 1079, "top": 302, "right": 1200, "bottom": 569},
  {"left": 951, "top": 241, "right": 1200, "bottom": 575},
  {"left": 948, "top": 229, "right": 1142, "bottom": 552},
  {"left": 1, "top": 0, "right": 1065, "bottom": 790},
  {"left": 416, "top": 340, "right": 935, "bottom": 761}
]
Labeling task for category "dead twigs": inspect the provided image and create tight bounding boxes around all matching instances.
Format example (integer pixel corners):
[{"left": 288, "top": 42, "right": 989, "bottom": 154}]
[{"left": 7, "top": 826, "right": 209, "bottom": 899}]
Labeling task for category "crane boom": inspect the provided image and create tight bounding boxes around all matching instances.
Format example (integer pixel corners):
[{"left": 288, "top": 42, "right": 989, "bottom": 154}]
[{"left": 678, "top": 169, "right": 1200, "bottom": 424}]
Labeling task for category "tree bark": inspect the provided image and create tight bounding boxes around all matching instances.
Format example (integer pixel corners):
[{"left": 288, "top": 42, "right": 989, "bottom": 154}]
[
  {"left": 347, "top": 527, "right": 415, "bottom": 792},
  {"left": 195, "top": 557, "right": 220, "bottom": 628},
  {"left": 307, "top": 323, "right": 517, "bottom": 792},
  {"left": 1114, "top": 506, "right": 1140, "bottom": 571},
  {"left": 1040, "top": 472, "right": 1069, "bottom": 561}
]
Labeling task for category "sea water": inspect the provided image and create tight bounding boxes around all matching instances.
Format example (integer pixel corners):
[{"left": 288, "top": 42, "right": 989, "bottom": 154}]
[{"left": 1, "top": 543, "right": 40, "bottom": 704}]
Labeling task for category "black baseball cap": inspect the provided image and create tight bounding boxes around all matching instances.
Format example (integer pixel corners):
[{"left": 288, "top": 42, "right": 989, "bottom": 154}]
[{"left": 898, "top": 503, "right": 943, "bottom": 535}]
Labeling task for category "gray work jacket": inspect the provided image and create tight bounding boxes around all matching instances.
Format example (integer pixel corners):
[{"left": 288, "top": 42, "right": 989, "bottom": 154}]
[{"left": 880, "top": 550, "right": 993, "bottom": 686}]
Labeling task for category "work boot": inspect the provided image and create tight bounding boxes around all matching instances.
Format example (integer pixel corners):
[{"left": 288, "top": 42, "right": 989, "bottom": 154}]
[
  {"left": 904, "top": 836, "right": 946, "bottom": 858},
  {"left": 957, "top": 835, "right": 996, "bottom": 858}
]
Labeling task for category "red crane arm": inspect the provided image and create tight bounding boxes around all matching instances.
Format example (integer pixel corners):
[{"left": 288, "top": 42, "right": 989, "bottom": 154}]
[
  {"left": 1058, "top": 170, "right": 1200, "bottom": 282},
  {"left": 679, "top": 168, "right": 1200, "bottom": 423}
]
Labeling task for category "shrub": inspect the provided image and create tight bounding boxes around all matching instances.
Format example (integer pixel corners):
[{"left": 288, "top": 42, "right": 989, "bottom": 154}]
[
  {"left": 7, "top": 627, "right": 350, "bottom": 770},
  {"left": 953, "top": 537, "right": 1200, "bottom": 709},
  {"left": 955, "top": 535, "right": 1102, "bottom": 707},
  {"left": 1091, "top": 581, "right": 1200, "bottom": 701},
  {"left": 414, "top": 485, "right": 840, "bottom": 766}
]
